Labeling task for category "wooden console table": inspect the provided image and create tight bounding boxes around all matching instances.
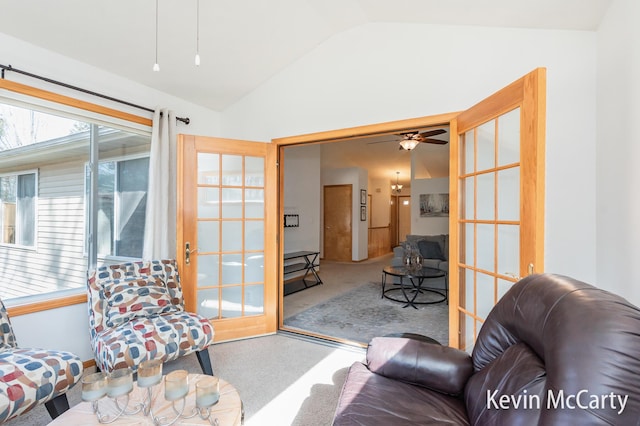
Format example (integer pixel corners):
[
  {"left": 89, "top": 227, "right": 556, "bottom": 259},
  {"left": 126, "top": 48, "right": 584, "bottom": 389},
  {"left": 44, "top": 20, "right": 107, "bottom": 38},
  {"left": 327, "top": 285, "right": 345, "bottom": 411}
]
[{"left": 283, "top": 251, "right": 322, "bottom": 295}]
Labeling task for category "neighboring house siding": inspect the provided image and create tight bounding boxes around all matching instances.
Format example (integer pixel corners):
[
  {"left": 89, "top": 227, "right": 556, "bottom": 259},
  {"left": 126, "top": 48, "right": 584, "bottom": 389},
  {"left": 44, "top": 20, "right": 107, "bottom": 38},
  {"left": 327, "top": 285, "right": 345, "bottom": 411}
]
[{"left": 0, "top": 159, "right": 86, "bottom": 300}]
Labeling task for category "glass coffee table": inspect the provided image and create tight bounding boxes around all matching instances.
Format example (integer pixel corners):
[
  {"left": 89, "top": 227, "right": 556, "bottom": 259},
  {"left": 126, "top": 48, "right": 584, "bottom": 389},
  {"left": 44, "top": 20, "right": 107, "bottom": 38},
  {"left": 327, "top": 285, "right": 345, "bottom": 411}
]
[{"left": 382, "top": 265, "right": 447, "bottom": 308}]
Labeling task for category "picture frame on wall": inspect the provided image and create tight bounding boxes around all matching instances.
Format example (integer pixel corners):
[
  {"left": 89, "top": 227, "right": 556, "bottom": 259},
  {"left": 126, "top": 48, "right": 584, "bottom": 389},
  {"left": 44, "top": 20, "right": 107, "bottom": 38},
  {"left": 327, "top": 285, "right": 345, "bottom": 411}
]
[
  {"left": 360, "top": 205, "right": 367, "bottom": 221},
  {"left": 419, "top": 193, "right": 450, "bottom": 217},
  {"left": 360, "top": 189, "right": 367, "bottom": 205}
]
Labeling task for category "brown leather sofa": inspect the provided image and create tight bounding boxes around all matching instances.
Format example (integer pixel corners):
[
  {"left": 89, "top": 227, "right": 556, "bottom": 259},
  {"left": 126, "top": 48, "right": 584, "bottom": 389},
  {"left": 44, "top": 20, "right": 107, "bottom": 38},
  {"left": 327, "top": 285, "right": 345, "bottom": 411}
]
[{"left": 333, "top": 274, "right": 640, "bottom": 425}]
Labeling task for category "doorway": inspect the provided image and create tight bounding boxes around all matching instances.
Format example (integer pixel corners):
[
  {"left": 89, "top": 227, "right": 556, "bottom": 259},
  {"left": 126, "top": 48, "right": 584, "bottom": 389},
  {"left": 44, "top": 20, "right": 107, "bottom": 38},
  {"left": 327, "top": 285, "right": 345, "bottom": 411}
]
[{"left": 276, "top": 68, "right": 546, "bottom": 349}]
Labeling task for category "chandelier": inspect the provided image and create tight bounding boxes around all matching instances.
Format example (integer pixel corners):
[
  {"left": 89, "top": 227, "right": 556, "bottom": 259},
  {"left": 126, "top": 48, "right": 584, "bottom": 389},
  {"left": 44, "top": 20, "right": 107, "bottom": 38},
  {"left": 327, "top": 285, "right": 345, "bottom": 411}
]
[{"left": 391, "top": 171, "right": 403, "bottom": 193}]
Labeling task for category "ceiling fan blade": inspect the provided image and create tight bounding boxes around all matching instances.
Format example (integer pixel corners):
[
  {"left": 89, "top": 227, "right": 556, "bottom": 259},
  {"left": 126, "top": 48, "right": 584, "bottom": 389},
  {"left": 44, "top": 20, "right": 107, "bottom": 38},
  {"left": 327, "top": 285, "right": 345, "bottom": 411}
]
[
  {"left": 420, "top": 138, "right": 448, "bottom": 145},
  {"left": 418, "top": 129, "right": 447, "bottom": 138},
  {"left": 366, "top": 139, "right": 399, "bottom": 145}
]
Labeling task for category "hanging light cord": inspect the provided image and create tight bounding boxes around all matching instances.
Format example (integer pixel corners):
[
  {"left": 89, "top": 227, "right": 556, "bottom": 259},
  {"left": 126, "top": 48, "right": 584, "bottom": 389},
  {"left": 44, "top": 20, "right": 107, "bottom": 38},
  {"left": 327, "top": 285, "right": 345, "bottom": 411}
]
[
  {"left": 195, "top": 0, "right": 201, "bottom": 65},
  {"left": 153, "top": 0, "right": 160, "bottom": 71}
]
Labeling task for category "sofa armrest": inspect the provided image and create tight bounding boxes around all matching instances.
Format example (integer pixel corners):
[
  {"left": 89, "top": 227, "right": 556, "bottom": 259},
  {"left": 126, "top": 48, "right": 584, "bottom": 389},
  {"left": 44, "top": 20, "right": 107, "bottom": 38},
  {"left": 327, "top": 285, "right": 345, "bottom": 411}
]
[{"left": 366, "top": 336, "right": 473, "bottom": 396}]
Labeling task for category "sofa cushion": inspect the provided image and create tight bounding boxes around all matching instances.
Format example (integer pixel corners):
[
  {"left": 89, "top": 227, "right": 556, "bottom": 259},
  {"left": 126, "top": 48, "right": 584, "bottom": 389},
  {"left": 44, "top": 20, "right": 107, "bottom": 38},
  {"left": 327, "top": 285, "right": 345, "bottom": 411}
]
[
  {"left": 418, "top": 240, "right": 446, "bottom": 260},
  {"left": 367, "top": 336, "right": 473, "bottom": 396},
  {"left": 103, "top": 275, "right": 177, "bottom": 328},
  {"left": 333, "top": 362, "right": 469, "bottom": 426}
]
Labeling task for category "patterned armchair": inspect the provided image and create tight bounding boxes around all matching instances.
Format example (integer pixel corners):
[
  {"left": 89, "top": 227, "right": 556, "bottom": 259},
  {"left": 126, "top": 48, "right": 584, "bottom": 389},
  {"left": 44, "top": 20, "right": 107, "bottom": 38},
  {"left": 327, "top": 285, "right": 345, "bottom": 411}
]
[
  {"left": 87, "top": 259, "right": 214, "bottom": 375},
  {"left": 0, "top": 298, "right": 83, "bottom": 423}
]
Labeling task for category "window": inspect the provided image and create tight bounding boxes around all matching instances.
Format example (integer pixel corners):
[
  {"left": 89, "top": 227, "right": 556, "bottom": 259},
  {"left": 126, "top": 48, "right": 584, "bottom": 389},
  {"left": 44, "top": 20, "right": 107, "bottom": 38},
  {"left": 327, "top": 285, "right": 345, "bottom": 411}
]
[
  {"left": 0, "top": 99, "right": 151, "bottom": 303},
  {"left": 0, "top": 171, "right": 36, "bottom": 247},
  {"left": 88, "top": 156, "right": 149, "bottom": 258}
]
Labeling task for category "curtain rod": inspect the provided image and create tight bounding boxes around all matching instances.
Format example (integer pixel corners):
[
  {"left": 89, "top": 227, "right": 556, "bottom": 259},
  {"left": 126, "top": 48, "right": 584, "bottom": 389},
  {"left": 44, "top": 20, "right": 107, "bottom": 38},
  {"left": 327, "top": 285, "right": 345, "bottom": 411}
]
[{"left": 0, "top": 63, "right": 190, "bottom": 125}]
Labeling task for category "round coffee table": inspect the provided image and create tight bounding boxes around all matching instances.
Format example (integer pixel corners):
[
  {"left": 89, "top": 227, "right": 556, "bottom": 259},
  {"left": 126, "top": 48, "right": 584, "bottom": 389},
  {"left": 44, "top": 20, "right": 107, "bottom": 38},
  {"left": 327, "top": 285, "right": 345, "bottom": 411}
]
[{"left": 382, "top": 265, "right": 447, "bottom": 308}]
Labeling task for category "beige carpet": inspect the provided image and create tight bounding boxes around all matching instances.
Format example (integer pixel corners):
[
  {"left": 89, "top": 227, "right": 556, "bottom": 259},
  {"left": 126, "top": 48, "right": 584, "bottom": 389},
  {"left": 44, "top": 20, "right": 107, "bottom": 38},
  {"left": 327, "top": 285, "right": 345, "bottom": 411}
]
[{"left": 7, "top": 334, "right": 365, "bottom": 426}]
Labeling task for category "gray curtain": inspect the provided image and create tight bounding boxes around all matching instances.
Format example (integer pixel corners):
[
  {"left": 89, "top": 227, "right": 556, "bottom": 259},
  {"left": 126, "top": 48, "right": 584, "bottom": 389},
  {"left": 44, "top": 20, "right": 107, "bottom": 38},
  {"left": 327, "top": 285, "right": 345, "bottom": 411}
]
[{"left": 143, "top": 108, "right": 177, "bottom": 260}]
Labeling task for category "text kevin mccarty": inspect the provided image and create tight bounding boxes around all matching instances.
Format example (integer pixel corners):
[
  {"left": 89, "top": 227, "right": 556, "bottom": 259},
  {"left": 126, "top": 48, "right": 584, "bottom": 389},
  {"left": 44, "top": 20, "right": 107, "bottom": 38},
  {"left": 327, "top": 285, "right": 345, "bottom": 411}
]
[{"left": 486, "top": 389, "right": 629, "bottom": 415}]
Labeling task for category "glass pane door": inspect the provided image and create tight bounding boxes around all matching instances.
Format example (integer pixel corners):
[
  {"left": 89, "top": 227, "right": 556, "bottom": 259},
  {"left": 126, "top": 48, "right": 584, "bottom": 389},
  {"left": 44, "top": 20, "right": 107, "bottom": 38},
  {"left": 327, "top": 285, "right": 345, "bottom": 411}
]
[
  {"left": 452, "top": 68, "right": 546, "bottom": 351},
  {"left": 178, "top": 134, "right": 276, "bottom": 342},
  {"left": 458, "top": 108, "right": 521, "bottom": 350},
  {"left": 196, "top": 153, "right": 265, "bottom": 319}
]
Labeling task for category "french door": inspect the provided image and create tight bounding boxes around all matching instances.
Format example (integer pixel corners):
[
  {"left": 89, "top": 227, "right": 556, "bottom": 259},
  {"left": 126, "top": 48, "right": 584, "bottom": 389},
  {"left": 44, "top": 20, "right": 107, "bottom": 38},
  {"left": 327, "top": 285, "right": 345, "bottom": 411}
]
[
  {"left": 449, "top": 68, "right": 546, "bottom": 350},
  {"left": 177, "top": 135, "right": 277, "bottom": 342}
]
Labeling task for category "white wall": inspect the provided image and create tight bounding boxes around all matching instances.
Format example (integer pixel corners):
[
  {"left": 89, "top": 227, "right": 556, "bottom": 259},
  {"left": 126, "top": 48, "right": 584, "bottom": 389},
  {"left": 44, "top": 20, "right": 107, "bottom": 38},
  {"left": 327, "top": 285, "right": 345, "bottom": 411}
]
[
  {"left": 368, "top": 178, "right": 391, "bottom": 228},
  {"left": 223, "top": 22, "right": 598, "bottom": 284},
  {"left": 0, "top": 32, "right": 222, "bottom": 361},
  {"left": 596, "top": 0, "right": 640, "bottom": 306},
  {"left": 411, "top": 177, "right": 449, "bottom": 236},
  {"left": 283, "top": 145, "right": 321, "bottom": 254}
]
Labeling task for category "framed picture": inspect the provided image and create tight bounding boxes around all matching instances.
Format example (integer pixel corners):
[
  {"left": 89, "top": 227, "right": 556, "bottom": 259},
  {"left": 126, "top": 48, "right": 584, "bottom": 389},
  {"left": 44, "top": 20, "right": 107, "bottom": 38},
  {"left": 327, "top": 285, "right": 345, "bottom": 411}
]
[
  {"left": 360, "top": 189, "right": 367, "bottom": 205},
  {"left": 419, "top": 193, "right": 450, "bottom": 217},
  {"left": 360, "top": 205, "right": 367, "bottom": 221}
]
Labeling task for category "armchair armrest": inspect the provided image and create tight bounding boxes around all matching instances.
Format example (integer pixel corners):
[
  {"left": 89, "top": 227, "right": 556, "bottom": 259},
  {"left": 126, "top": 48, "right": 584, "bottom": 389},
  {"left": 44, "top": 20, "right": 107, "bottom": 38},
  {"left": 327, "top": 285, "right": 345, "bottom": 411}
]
[{"left": 366, "top": 336, "right": 473, "bottom": 396}]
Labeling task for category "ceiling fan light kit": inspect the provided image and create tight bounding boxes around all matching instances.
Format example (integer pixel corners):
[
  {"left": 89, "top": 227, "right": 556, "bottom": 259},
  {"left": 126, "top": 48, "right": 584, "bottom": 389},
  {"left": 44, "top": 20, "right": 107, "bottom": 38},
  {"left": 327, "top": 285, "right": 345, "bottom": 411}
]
[{"left": 399, "top": 139, "right": 420, "bottom": 150}]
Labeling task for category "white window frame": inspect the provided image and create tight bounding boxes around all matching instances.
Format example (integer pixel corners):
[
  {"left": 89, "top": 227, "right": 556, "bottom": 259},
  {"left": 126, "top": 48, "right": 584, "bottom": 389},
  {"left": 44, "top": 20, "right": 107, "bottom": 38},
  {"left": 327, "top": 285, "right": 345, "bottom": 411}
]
[{"left": 0, "top": 169, "right": 38, "bottom": 250}]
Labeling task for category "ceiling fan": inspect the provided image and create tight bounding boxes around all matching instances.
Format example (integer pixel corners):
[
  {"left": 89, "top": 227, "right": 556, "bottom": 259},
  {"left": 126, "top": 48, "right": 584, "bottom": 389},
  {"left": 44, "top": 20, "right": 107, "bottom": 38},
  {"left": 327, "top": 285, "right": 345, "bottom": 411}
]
[{"left": 368, "top": 129, "right": 448, "bottom": 150}]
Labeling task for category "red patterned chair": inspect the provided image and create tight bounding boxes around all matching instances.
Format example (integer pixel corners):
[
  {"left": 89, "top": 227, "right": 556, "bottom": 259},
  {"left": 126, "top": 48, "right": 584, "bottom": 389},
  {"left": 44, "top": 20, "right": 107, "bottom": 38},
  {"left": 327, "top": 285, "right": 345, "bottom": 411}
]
[
  {"left": 0, "top": 298, "right": 83, "bottom": 422},
  {"left": 86, "top": 259, "right": 214, "bottom": 375}
]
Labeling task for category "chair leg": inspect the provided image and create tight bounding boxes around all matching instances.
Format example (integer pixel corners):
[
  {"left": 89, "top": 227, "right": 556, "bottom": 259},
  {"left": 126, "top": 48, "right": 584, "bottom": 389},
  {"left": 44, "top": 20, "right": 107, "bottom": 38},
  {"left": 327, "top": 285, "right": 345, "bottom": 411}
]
[
  {"left": 196, "top": 348, "right": 214, "bottom": 376},
  {"left": 45, "top": 394, "right": 70, "bottom": 419}
]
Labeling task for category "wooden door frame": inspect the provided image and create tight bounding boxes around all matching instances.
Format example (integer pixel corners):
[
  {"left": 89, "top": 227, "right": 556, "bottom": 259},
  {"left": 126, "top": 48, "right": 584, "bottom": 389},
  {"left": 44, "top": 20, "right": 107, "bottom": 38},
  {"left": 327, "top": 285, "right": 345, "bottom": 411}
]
[{"left": 273, "top": 112, "right": 458, "bottom": 331}]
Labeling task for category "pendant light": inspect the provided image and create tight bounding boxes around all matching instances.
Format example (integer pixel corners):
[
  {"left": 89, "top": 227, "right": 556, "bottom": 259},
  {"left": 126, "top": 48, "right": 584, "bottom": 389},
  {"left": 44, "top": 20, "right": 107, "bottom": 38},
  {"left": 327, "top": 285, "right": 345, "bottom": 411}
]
[
  {"left": 194, "top": 0, "right": 201, "bottom": 66},
  {"left": 153, "top": 0, "right": 160, "bottom": 71}
]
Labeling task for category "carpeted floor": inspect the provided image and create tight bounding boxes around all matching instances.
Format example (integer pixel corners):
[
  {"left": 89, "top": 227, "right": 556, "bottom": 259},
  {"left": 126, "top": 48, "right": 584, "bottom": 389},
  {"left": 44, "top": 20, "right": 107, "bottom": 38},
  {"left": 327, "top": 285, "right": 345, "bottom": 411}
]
[{"left": 284, "top": 281, "right": 449, "bottom": 345}]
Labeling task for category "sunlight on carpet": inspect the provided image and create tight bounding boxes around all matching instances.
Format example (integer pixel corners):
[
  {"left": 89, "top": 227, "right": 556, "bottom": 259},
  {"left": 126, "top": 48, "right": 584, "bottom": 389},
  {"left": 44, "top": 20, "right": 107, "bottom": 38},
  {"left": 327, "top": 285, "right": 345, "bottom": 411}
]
[{"left": 245, "top": 349, "right": 363, "bottom": 426}]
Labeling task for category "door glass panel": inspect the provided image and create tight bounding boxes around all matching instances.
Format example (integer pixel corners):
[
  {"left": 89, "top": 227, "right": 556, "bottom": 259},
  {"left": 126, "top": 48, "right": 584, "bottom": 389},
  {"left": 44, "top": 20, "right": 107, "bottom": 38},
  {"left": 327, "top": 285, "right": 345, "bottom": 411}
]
[
  {"left": 198, "top": 153, "right": 219, "bottom": 184},
  {"left": 197, "top": 254, "right": 219, "bottom": 286},
  {"left": 197, "top": 221, "right": 219, "bottom": 252},
  {"left": 476, "top": 120, "right": 495, "bottom": 171},
  {"left": 498, "top": 224, "right": 519, "bottom": 276},
  {"left": 221, "top": 286, "right": 242, "bottom": 318},
  {"left": 476, "top": 173, "right": 495, "bottom": 220},
  {"left": 198, "top": 187, "right": 219, "bottom": 218},
  {"left": 221, "top": 188, "right": 243, "bottom": 218},
  {"left": 461, "top": 313, "right": 474, "bottom": 353},
  {"left": 221, "top": 155, "right": 242, "bottom": 186},
  {"left": 221, "top": 221, "right": 242, "bottom": 251},
  {"left": 221, "top": 253, "right": 243, "bottom": 285},
  {"left": 245, "top": 284, "right": 265, "bottom": 315},
  {"left": 463, "top": 131, "right": 474, "bottom": 174},
  {"left": 498, "top": 108, "right": 520, "bottom": 166},
  {"left": 245, "top": 157, "right": 264, "bottom": 186},
  {"left": 245, "top": 189, "right": 264, "bottom": 218},
  {"left": 245, "top": 221, "right": 264, "bottom": 251},
  {"left": 497, "top": 168, "right": 519, "bottom": 221},
  {"left": 476, "top": 224, "right": 495, "bottom": 272},
  {"left": 460, "top": 223, "right": 475, "bottom": 266},
  {"left": 477, "top": 273, "right": 494, "bottom": 319},
  {"left": 463, "top": 177, "right": 474, "bottom": 220},
  {"left": 245, "top": 253, "right": 264, "bottom": 283},
  {"left": 197, "top": 289, "right": 219, "bottom": 318}
]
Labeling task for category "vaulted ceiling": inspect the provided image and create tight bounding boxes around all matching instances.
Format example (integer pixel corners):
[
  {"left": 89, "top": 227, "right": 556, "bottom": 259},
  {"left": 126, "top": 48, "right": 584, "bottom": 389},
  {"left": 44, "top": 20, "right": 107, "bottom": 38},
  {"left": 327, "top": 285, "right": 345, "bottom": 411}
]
[{"left": 0, "top": 0, "right": 611, "bottom": 112}]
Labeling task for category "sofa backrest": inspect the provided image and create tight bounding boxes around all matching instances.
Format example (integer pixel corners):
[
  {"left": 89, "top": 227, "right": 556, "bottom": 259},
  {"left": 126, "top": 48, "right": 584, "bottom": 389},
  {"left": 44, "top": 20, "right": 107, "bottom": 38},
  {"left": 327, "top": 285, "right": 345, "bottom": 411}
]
[
  {"left": 464, "top": 274, "right": 640, "bottom": 425},
  {"left": 405, "top": 234, "right": 448, "bottom": 260}
]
